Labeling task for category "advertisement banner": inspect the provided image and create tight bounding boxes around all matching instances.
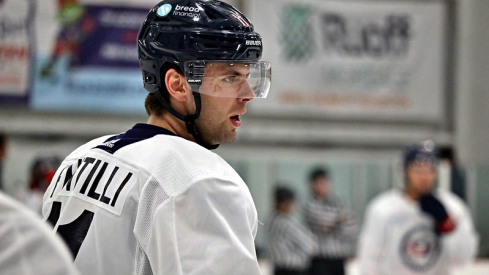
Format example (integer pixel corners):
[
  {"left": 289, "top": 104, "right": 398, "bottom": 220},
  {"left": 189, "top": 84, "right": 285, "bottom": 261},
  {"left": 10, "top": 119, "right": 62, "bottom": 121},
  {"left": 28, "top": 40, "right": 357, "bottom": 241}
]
[
  {"left": 0, "top": 0, "right": 35, "bottom": 105},
  {"left": 248, "top": 0, "right": 447, "bottom": 122},
  {"left": 31, "top": 0, "right": 151, "bottom": 114}
]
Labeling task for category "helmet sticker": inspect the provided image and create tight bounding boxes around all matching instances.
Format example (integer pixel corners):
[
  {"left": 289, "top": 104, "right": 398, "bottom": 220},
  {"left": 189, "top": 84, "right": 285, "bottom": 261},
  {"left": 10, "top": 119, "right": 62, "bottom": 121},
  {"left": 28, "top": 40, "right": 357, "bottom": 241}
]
[
  {"left": 156, "top": 4, "right": 172, "bottom": 17},
  {"left": 173, "top": 5, "right": 201, "bottom": 19}
]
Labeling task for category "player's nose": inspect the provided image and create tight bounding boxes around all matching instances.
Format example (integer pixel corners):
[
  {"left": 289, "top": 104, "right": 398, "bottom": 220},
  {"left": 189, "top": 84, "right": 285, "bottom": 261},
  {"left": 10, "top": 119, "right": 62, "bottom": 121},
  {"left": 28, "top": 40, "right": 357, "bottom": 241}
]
[{"left": 238, "top": 81, "right": 255, "bottom": 102}]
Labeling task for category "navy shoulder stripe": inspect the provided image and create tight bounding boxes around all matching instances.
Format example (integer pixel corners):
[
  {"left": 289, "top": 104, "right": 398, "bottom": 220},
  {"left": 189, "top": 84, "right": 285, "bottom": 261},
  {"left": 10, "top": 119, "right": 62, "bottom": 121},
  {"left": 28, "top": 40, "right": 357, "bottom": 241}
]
[{"left": 94, "top": 123, "right": 176, "bottom": 154}]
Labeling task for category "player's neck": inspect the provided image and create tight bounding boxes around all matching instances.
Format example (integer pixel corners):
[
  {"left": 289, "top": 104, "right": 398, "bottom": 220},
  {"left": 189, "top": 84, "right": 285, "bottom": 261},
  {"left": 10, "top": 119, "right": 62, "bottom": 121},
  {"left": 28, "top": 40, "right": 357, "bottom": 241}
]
[
  {"left": 403, "top": 187, "right": 421, "bottom": 201},
  {"left": 147, "top": 113, "right": 196, "bottom": 143}
]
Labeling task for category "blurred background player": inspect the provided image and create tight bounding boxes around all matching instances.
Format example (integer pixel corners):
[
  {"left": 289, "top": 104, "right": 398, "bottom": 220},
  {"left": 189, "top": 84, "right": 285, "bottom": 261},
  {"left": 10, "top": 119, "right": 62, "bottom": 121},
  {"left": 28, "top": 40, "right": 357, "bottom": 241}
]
[
  {"left": 14, "top": 156, "right": 61, "bottom": 214},
  {"left": 267, "top": 185, "right": 317, "bottom": 275},
  {"left": 0, "top": 190, "right": 80, "bottom": 275},
  {"left": 42, "top": 0, "right": 271, "bottom": 274},
  {"left": 304, "top": 167, "right": 358, "bottom": 275},
  {"left": 357, "top": 140, "right": 478, "bottom": 275}
]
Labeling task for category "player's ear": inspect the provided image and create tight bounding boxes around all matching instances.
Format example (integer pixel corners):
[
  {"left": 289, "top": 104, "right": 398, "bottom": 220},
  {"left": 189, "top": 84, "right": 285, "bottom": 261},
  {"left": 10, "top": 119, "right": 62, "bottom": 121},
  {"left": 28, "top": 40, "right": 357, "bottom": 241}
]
[{"left": 165, "top": 69, "right": 190, "bottom": 102}]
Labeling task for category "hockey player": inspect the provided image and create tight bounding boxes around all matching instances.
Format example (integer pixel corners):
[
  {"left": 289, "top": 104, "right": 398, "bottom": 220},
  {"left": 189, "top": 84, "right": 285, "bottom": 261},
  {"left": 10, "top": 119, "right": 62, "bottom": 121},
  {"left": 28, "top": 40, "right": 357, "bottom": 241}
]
[
  {"left": 358, "top": 141, "right": 478, "bottom": 275},
  {"left": 42, "top": 0, "right": 271, "bottom": 274}
]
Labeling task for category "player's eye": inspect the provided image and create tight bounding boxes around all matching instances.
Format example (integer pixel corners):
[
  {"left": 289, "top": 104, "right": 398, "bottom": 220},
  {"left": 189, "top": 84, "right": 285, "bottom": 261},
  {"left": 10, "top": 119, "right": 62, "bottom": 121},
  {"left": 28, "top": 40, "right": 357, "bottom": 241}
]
[{"left": 223, "top": 76, "right": 237, "bottom": 83}]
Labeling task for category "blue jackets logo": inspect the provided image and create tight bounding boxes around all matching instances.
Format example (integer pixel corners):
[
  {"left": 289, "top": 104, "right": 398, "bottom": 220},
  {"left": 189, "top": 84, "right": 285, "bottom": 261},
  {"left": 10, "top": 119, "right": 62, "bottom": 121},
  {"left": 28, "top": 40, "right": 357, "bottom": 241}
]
[{"left": 157, "top": 4, "right": 172, "bottom": 17}]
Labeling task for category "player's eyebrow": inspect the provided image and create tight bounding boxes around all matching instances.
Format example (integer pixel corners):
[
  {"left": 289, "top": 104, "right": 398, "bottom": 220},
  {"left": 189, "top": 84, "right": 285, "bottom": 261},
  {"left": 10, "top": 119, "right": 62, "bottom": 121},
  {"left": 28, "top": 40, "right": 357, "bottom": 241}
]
[
  {"left": 219, "top": 65, "right": 250, "bottom": 76},
  {"left": 224, "top": 70, "right": 247, "bottom": 77},
  {"left": 205, "top": 63, "right": 250, "bottom": 77}
]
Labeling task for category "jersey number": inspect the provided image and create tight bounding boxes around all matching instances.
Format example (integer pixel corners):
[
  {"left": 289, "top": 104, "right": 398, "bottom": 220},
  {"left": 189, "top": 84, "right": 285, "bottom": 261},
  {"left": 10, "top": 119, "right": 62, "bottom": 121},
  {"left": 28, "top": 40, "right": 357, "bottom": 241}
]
[{"left": 47, "top": 201, "right": 95, "bottom": 258}]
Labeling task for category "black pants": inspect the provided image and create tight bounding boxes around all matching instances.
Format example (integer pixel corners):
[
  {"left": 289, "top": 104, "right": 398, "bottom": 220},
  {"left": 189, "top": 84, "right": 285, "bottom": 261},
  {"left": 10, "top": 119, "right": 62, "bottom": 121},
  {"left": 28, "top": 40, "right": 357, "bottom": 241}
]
[
  {"left": 274, "top": 267, "right": 307, "bottom": 275},
  {"left": 308, "top": 257, "right": 345, "bottom": 275}
]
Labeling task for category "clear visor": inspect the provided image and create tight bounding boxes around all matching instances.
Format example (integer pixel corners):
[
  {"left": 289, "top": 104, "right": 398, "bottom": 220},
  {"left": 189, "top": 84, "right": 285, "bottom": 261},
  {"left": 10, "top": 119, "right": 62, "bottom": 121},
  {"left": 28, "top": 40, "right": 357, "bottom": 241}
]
[{"left": 184, "top": 60, "right": 271, "bottom": 98}]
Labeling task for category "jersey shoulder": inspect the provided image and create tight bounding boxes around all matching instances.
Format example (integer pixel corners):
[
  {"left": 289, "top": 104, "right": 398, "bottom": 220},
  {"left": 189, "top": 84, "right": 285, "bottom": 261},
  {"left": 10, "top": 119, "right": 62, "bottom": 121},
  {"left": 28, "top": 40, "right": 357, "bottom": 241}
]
[
  {"left": 62, "top": 135, "right": 115, "bottom": 164},
  {"left": 367, "top": 189, "right": 405, "bottom": 216},
  {"left": 114, "top": 134, "right": 243, "bottom": 197}
]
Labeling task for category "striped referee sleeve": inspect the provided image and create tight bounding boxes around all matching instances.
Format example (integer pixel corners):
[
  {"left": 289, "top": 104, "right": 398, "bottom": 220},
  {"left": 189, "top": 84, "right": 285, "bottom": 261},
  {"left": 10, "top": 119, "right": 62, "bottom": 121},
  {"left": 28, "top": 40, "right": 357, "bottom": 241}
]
[
  {"left": 303, "top": 196, "right": 359, "bottom": 258},
  {"left": 339, "top": 210, "right": 359, "bottom": 241},
  {"left": 287, "top": 217, "right": 317, "bottom": 255},
  {"left": 267, "top": 213, "right": 318, "bottom": 269},
  {"left": 303, "top": 198, "right": 340, "bottom": 233}
]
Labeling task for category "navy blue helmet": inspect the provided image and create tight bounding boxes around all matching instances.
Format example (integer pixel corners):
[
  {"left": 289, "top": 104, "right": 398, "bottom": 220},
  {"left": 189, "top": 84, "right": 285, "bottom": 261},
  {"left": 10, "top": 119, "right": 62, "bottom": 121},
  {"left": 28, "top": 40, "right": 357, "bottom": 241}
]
[
  {"left": 403, "top": 140, "right": 438, "bottom": 168},
  {"left": 138, "top": 0, "right": 264, "bottom": 95},
  {"left": 137, "top": 0, "right": 270, "bottom": 148}
]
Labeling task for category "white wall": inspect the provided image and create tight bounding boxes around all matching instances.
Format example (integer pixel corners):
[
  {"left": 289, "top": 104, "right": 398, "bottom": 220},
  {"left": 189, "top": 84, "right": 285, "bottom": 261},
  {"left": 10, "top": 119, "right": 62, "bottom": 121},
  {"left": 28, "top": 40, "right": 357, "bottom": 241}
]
[{"left": 455, "top": 0, "right": 489, "bottom": 165}]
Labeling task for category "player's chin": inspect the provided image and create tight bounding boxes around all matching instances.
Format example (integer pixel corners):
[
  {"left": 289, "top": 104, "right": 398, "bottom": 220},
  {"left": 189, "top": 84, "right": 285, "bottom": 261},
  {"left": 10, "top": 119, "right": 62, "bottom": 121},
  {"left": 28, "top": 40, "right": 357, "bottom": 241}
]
[{"left": 219, "top": 130, "right": 237, "bottom": 144}]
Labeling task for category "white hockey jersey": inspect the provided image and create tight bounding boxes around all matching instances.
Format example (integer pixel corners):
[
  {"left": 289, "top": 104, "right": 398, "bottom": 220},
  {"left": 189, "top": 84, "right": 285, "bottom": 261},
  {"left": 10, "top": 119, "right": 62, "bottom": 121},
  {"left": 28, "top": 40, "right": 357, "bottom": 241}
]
[
  {"left": 42, "top": 123, "right": 261, "bottom": 275},
  {"left": 0, "top": 191, "right": 80, "bottom": 275},
  {"left": 358, "top": 189, "right": 478, "bottom": 275}
]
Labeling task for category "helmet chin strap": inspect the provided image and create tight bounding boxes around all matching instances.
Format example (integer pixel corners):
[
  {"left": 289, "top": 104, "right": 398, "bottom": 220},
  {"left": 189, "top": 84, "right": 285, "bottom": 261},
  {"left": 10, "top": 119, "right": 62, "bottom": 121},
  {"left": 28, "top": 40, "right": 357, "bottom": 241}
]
[{"left": 152, "top": 90, "right": 219, "bottom": 150}]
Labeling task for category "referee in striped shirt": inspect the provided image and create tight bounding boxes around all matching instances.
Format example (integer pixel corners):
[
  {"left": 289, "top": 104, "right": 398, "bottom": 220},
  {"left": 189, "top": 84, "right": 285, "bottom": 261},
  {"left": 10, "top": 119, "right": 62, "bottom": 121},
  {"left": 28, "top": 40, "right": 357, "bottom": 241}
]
[
  {"left": 304, "top": 168, "right": 358, "bottom": 275},
  {"left": 267, "top": 186, "right": 317, "bottom": 275}
]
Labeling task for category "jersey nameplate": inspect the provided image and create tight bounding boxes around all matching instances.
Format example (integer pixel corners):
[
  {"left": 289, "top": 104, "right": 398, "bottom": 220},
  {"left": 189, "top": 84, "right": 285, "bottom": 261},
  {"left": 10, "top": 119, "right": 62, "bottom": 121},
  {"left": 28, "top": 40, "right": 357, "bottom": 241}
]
[{"left": 49, "top": 154, "right": 138, "bottom": 216}]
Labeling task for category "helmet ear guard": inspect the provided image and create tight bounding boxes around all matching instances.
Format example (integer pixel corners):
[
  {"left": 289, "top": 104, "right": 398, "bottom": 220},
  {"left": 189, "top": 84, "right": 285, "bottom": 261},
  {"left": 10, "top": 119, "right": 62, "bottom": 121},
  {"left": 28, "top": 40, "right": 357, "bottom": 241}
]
[
  {"left": 143, "top": 71, "right": 157, "bottom": 87},
  {"left": 139, "top": 54, "right": 177, "bottom": 94}
]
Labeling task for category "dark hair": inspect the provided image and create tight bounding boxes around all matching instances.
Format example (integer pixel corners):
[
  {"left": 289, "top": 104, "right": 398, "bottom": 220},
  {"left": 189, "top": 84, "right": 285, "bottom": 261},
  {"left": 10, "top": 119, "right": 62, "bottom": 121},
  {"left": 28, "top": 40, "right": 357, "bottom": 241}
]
[
  {"left": 0, "top": 132, "right": 5, "bottom": 145},
  {"left": 144, "top": 64, "right": 183, "bottom": 117},
  {"left": 309, "top": 167, "right": 329, "bottom": 182},
  {"left": 274, "top": 186, "right": 295, "bottom": 205}
]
